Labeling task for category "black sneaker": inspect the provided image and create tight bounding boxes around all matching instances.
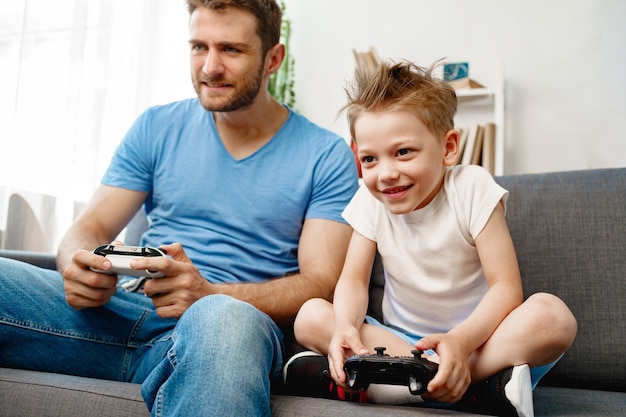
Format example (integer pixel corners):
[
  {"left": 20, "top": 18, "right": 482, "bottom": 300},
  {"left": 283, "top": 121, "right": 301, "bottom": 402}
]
[
  {"left": 282, "top": 351, "right": 367, "bottom": 402},
  {"left": 458, "top": 364, "right": 533, "bottom": 417}
]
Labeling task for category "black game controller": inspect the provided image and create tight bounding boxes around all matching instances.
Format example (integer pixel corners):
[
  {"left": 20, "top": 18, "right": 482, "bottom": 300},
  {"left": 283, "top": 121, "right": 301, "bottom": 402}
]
[
  {"left": 344, "top": 347, "right": 438, "bottom": 395},
  {"left": 91, "top": 244, "right": 166, "bottom": 278}
]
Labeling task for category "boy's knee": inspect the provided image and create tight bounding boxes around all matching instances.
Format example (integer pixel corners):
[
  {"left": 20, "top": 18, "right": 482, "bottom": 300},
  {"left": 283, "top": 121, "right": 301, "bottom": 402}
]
[
  {"left": 526, "top": 293, "right": 577, "bottom": 347},
  {"left": 294, "top": 298, "right": 332, "bottom": 342}
]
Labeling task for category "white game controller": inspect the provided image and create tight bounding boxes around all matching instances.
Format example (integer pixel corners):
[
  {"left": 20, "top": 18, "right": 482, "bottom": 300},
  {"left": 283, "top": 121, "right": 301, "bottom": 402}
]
[{"left": 91, "top": 244, "right": 166, "bottom": 278}]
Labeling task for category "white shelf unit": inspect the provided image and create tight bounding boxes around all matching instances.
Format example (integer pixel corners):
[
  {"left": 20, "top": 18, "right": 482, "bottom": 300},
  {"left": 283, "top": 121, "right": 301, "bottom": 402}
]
[{"left": 454, "top": 60, "right": 505, "bottom": 176}]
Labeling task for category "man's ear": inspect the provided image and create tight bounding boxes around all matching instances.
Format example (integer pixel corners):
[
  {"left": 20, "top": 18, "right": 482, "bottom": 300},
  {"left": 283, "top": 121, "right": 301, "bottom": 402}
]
[
  {"left": 443, "top": 129, "right": 460, "bottom": 166},
  {"left": 265, "top": 43, "right": 285, "bottom": 76}
]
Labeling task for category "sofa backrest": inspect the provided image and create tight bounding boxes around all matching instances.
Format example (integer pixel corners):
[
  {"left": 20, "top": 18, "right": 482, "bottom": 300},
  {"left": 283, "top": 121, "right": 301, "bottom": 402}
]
[
  {"left": 128, "top": 168, "right": 626, "bottom": 392},
  {"left": 496, "top": 168, "right": 626, "bottom": 392},
  {"left": 368, "top": 168, "right": 626, "bottom": 392}
]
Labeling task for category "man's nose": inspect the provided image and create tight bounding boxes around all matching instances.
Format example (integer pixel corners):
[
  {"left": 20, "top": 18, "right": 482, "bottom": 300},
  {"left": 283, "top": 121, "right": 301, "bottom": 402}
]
[{"left": 202, "top": 50, "right": 224, "bottom": 76}]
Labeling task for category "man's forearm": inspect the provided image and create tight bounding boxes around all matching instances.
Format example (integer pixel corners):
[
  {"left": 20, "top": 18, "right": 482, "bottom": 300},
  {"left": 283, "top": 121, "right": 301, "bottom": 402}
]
[{"left": 213, "top": 270, "right": 336, "bottom": 325}]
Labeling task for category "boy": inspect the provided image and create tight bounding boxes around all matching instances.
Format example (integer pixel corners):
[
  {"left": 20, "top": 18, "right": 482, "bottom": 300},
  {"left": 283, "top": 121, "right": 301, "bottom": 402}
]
[{"left": 286, "top": 60, "right": 577, "bottom": 417}]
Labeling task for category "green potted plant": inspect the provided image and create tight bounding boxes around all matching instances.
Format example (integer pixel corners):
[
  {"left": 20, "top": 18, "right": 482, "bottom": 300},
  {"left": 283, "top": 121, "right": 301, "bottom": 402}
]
[{"left": 268, "top": 1, "right": 296, "bottom": 107}]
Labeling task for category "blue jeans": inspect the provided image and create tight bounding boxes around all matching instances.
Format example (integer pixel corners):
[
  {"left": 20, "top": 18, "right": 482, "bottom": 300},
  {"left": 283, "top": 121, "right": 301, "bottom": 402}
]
[{"left": 0, "top": 257, "right": 285, "bottom": 416}]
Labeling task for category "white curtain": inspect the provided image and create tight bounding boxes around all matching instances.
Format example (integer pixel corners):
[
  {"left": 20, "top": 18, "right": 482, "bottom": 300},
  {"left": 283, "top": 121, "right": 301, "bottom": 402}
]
[{"left": 0, "top": 0, "right": 191, "bottom": 250}]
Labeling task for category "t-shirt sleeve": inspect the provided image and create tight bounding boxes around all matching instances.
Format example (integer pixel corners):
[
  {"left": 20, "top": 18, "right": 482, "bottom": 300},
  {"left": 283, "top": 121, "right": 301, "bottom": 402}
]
[
  {"left": 305, "top": 139, "right": 359, "bottom": 224},
  {"left": 341, "top": 184, "right": 379, "bottom": 241},
  {"left": 101, "top": 109, "right": 154, "bottom": 192},
  {"left": 450, "top": 165, "right": 509, "bottom": 240}
]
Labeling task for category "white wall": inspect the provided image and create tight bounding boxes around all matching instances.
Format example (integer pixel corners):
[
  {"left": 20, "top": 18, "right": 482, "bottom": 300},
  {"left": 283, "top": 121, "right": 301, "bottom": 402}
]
[{"left": 283, "top": 0, "right": 626, "bottom": 174}]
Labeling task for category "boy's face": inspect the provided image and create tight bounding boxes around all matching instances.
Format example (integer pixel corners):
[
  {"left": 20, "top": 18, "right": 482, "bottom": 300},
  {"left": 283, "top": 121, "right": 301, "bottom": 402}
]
[{"left": 355, "top": 109, "right": 458, "bottom": 214}]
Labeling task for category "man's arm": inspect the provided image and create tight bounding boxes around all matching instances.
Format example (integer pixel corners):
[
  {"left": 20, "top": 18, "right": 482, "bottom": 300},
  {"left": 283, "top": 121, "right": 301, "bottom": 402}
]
[
  {"left": 58, "top": 184, "right": 147, "bottom": 308},
  {"left": 143, "top": 218, "right": 353, "bottom": 325},
  {"left": 222, "top": 218, "right": 353, "bottom": 325}
]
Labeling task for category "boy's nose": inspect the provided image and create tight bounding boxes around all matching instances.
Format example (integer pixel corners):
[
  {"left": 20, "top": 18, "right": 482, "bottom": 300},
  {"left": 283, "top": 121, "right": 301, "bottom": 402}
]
[{"left": 379, "top": 161, "right": 400, "bottom": 182}]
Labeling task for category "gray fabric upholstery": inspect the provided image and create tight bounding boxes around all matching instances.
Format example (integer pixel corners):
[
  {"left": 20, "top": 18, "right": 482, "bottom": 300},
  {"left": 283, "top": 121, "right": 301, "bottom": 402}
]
[
  {"left": 496, "top": 169, "right": 626, "bottom": 392},
  {"left": 0, "top": 367, "right": 147, "bottom": 417},
  {"left": 0, "top": 168, "right": 625, "bottom": 416}
]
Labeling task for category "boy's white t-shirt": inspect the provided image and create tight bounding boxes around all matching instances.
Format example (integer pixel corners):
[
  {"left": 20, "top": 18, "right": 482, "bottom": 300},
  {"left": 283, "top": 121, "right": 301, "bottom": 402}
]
[{"left": 342, "top": 165, "right": 508, "bottom": 336}]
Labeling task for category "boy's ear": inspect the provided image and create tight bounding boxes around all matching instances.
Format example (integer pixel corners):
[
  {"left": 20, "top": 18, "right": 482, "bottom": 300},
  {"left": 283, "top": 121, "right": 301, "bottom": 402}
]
[{"left": 443, "top": 129, "right": 460, "bottom": 166}]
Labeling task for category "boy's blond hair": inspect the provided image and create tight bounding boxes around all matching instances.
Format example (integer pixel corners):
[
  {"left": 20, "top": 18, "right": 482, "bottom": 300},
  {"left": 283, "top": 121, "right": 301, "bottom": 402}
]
[{"left": 341, "top": 59, "right": 457, "bottom": 141}]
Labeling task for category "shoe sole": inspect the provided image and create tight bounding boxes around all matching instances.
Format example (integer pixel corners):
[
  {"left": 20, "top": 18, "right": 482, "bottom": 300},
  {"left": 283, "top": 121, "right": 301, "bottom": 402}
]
[{"left": 504, "top": 364, "right": 534, "bottom": 417}]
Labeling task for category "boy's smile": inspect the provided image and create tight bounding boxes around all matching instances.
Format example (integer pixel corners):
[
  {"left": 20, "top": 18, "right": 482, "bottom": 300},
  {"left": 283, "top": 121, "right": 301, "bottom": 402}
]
[{"left": 354, "top": 109, "right": 458, "bottom": 214}]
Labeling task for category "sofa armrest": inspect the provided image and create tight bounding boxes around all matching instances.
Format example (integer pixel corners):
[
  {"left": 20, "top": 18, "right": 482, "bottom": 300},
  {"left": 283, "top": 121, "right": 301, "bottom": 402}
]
[{"left": 0, "top": 249, "right": 57, "bottom": 270}]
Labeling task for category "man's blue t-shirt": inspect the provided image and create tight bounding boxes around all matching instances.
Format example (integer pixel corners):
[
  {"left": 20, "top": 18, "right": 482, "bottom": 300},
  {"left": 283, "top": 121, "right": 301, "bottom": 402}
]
[{"left": 102, "top": 99, "right": 358, "bottom": 284}]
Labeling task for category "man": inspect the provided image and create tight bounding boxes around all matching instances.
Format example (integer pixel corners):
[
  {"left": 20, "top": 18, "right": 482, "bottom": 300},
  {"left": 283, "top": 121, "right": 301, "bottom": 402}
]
[{"left": 0, "top": 0, "right": 358, "bottom": 415}]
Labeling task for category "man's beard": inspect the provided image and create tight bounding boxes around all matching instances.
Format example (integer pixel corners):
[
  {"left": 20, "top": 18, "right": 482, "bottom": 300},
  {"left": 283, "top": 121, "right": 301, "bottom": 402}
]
[{"left": 194, "top": 66, "right": 264, "bottom": 112}]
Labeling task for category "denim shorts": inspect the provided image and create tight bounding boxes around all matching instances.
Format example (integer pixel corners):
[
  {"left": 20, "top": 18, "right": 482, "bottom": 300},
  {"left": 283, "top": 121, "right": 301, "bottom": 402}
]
[{"left": 364, "top": 315, "right": 559, "bottom": 389}]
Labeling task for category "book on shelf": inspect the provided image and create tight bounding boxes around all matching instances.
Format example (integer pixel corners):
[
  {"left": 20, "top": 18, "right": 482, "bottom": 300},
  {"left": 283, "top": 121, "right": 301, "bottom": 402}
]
[
  {"left": 352, "top": 47, "right": 381, "bottom": 73},
  {"left": 481, "top": 123, "right": 496, "bottom": 175},
  {"left": 470, "top": 124, "right": 485, "bottom": 165},
  {"left": 456, "top": 122, "right": 496, "bottom": 175},
  {"left": 460, "top": 123, "right": 479, "bottom": 166},
  {"left": 456, "top": 127, "right": 469, "bottom": 165}
]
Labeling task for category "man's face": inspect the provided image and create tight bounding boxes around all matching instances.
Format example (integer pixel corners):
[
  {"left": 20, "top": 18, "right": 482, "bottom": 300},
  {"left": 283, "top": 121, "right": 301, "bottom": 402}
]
[{"left": 188, "top": 7, "right": 266, "bottom": 112}]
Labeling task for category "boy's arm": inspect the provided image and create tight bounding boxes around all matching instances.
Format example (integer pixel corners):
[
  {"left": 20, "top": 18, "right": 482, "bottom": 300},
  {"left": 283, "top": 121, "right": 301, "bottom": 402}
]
[
  {"left": 417, "top": 202, "right": 522, "bottom": 402},
  {"left": 327, "top": 230, "right": 377, "bottom": 382},
  {"left": 446, "top": 202, "right": 523, "bottom": 353},
  {"left": 332, "top": 231, "right": 377, "bottom": 331}
]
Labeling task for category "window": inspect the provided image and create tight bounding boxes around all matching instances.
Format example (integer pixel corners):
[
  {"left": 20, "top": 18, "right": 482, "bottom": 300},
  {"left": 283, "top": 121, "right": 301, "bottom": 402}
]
[{"left": 0, "top": 0, "right": 190, "bottom": 250}]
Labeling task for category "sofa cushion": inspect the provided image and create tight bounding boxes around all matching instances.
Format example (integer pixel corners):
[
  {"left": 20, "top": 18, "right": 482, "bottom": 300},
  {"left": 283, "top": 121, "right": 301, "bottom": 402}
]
[
  {"left": 0, "top": 367, "right": 148, "bottom": 417},
  {"left": 533, "top": 386, "right": 626, "bottom": 417},
  {"left": 496, "top": 168, "right": 626, "bottom": 392}
]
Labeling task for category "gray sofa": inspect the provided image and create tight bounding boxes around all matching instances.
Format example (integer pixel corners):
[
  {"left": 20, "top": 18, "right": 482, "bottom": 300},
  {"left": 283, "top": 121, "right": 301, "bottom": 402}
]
[{"left": 1, "top": 167, "right": 625, "bottom": 416}]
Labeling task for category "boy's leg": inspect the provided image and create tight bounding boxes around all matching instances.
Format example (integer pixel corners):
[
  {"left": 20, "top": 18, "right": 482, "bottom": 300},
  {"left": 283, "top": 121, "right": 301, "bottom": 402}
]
[
  {"left": 294, "top": 298, "right": 418, "bottom": 356},
  {"left": 456, "top": 293, "right": 576, "bottom": 417},
  {"left": 469, "top": 292, "right": 576, "bottom": 381},
  {"left": 288, "top": 304, "right": 422, "bottom": 403}
]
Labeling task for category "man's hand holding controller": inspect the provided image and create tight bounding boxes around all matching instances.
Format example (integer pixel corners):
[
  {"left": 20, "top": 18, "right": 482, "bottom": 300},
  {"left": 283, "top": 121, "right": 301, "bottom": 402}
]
[
  {"left": 81, "top": 242, "right": 217, "bottom": 319},
  {"left": 90, "top": 244, "right": 166, "bottom": 278}
]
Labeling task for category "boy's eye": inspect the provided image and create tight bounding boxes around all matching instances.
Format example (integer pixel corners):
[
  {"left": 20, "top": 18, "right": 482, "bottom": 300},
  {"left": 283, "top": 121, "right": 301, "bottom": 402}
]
[
  {"left": 397, "top": 148, "right": 411, "bottom": 156},
  {"left": 361, "top": 156, "right": 375, "bottom": 164}
]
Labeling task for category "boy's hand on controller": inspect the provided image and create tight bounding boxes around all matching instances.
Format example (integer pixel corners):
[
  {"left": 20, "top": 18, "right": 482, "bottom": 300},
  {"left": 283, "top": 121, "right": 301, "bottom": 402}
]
[
  {"left": 415, "top": 333, "right": 472, "bottom": 403},
  {"left": 327, "top": 326, "right": 369, "bottom": 388}
]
